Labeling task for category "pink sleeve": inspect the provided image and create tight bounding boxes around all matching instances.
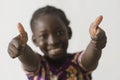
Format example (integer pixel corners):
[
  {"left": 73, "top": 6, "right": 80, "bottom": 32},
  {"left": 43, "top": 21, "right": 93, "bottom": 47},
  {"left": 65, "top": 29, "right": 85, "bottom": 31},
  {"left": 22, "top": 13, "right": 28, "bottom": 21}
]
[{"left": 78, "top": 51, "right": 87, "bottom": 71}]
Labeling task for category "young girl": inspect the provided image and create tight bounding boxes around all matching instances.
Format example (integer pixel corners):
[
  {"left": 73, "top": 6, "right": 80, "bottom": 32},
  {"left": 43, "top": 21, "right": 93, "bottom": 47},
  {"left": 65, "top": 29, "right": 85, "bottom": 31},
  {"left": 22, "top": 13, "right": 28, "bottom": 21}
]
[{"left": 8, "top": 5, "right": 107, "bottom": 80}]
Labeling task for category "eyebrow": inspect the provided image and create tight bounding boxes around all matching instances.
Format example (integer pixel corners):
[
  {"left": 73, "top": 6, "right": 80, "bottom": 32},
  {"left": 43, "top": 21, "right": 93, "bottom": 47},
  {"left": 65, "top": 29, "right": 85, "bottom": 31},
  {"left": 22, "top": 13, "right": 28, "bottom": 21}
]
[{"left": 38, "top": 30, "right": 48, "bottom": 33}]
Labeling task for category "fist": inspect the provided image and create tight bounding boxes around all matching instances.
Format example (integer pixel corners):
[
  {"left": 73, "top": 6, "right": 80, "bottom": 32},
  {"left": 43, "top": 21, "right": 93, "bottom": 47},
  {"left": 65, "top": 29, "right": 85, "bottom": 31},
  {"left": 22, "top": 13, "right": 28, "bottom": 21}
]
[
  {"left": 7, "top": 23, "right": 28, "bottom": 58},
  {"left": 89, "top": 15, "right": 107, "bottom": 49}
]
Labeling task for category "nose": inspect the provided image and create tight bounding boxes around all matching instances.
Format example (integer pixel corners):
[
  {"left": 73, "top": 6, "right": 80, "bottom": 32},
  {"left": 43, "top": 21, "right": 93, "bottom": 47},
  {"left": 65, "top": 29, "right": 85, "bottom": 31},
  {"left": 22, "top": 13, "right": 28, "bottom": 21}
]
[{"left": 48, "top": 35, "right": 59, "bottom": 45}]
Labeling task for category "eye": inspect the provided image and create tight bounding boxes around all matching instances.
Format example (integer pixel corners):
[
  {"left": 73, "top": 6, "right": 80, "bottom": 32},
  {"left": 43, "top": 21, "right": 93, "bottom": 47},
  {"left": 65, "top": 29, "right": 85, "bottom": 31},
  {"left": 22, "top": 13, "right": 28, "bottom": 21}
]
[
  {"left": 56, "top": 30, "right": 65, "bottom": 36},
  {"left": 39, "top": 34, "right": 48, "bottom": 40}
]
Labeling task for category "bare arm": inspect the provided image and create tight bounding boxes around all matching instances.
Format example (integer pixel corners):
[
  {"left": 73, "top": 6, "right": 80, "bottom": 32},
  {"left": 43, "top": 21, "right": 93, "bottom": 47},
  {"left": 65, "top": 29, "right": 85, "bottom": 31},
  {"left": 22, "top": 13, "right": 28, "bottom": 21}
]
[
  {"left": 80, "top": 16, "right": 107, "bottom": 71},
  {"left": 8, "top": 23, "right": 40, "bottom": 72},
  {"left": 18, "top": 44, "right": 40, "bottom": 72}
]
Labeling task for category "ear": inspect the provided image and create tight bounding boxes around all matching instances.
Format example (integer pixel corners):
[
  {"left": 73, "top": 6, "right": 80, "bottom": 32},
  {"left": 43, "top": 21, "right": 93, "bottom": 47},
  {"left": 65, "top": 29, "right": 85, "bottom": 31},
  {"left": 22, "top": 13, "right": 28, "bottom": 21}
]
[
  {"left": 32, "top": 35, "right": 38, "bottom": 47},
  {"left": 67, "top": 26, "right": 72, "bottom": 39}
]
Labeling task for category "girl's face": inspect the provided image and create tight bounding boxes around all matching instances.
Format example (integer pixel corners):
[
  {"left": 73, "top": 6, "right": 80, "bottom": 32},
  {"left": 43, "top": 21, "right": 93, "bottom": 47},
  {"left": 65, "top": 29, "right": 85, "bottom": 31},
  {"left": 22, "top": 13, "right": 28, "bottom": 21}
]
[{"left": 32, "top": 15, "right": 69, "bottom": 60}]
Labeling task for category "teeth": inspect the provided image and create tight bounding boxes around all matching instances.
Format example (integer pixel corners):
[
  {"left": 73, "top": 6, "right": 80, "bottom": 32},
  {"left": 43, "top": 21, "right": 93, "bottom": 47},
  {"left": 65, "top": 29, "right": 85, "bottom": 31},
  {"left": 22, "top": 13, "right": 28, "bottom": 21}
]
[
  {"left": 50, "top": 48, "right": 61, "bottom": 51},
  {"left": 48, "top": 48, "right": 62, "bottom": 54}
]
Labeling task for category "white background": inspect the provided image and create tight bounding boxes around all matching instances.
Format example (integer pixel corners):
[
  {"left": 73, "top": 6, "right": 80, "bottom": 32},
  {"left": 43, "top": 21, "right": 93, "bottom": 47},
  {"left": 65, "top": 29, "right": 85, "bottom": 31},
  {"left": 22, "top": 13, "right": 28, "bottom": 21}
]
[{"left": 0, "top": 0, "right": 120, "bottom": 80}]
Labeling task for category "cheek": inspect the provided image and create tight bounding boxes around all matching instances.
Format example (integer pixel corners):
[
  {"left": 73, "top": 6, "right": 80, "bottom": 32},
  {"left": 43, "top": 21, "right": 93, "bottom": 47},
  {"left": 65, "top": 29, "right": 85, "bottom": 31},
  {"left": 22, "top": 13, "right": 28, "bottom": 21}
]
[
  {"left": 64, "top": 32, "right": 70, "bottom": 40},
  {"left": 61, "top": 35, "right": 69, "bottom": 42},
  {"left": 60, "top": 36, "right": 69, "bottom": 47},
  {"left": 38, "top": 41, "right": 47, "bottom": 52}
]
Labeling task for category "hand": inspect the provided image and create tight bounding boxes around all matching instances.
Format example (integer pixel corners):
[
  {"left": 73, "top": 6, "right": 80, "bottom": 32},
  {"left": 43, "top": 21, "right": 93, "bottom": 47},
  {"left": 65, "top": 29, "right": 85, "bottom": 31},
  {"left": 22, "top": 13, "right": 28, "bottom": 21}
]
[
  {"left": 17, "top": 23, "right": 28, "bottom": 46},
  {"left": 8, "top": 23, "right": 28, "bottom": 58},
  {"left": 89, "top": 15, "right": 107, "bottom": 49}
]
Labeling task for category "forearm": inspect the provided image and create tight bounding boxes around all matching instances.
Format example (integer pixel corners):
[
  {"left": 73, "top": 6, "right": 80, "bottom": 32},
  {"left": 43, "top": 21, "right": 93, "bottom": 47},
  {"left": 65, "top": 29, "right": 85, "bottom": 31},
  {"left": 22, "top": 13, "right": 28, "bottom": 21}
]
[
  {"left": 80, "top": 15, "right": 107, "bottom": 71},
  {"left": 81, "top": 40, "right": 102, "bottom": 71},
  {"left": 18, "top": 45, "right": 40, "bottom": 71}
]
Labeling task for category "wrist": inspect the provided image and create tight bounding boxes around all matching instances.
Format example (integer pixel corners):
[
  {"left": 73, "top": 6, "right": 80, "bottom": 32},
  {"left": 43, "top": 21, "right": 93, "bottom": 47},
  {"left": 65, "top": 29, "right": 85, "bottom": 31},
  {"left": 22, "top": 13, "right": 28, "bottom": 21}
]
[
  {"left": 90, "top": 40, "right": 102, "bottom": 50},
  {"left": 18, "top": 44, "right": 27, "bottom": 52}
]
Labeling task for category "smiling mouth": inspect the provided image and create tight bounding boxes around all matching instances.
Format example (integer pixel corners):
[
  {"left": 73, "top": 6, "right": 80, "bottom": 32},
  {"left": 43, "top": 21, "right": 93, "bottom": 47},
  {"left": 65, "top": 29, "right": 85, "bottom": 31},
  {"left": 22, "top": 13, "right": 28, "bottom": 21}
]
[{"left": 48, "top": 48, "right": 63, "bottom": 55}]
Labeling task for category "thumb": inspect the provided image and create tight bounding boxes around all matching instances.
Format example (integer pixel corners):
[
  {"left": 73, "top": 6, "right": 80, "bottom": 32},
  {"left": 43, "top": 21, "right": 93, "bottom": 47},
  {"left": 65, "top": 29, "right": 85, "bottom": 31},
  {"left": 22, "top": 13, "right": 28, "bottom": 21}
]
[
  {"left": 92, "top": 15, "right": 103, "bottom": 29},
  {"left": 89, "top": 15, "right": 103, "bottom": 40},
  {"left": 17, "top": 22, "right": 28, "bottom": 46}
]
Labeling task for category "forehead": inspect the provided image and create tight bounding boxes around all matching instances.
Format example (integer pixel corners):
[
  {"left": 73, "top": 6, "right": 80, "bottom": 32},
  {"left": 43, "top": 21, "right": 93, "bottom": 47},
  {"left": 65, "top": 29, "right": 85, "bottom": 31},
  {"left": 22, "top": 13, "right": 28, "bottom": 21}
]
[{"left": 33, "top": 15, "right": 67, "bottom": 33}]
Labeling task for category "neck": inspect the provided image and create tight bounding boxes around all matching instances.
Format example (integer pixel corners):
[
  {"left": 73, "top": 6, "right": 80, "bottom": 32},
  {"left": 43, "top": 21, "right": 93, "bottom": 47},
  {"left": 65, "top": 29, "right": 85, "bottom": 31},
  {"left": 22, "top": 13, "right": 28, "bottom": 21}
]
[{"left": 45, "top": 54, "right": 67, "bottom": 68}]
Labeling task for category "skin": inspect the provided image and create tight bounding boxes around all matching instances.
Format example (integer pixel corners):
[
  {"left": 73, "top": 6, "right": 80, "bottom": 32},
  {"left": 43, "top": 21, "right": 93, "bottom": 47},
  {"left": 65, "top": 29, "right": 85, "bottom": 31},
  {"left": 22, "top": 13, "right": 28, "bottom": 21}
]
[
  {"left": 17, "top": 23, "right": 28, "bottom": 46},
  {"left": 8, "top": 15, "right": 106, "bottom": 72},
  {"left": 32, "top": 15, "right": 69, "bottom": 60},
  {"left": 8, "top": 23, "right": 40, "bottom": 71},
  {"left": 81, "top": 15, "right": 107, "bottom": 70},
  {"left": 32, "top": 15, "right": 71, "bottom": 67}
]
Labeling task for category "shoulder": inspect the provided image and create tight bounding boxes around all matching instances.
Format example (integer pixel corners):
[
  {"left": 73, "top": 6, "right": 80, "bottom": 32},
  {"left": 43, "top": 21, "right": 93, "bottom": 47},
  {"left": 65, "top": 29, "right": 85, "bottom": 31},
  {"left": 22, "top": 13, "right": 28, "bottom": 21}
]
[
  {"left": 66, "top": 51, "right": 84, "bottom": 65},
  {"left": 69, "top": 51, "right": 83, "bottom": 61}
]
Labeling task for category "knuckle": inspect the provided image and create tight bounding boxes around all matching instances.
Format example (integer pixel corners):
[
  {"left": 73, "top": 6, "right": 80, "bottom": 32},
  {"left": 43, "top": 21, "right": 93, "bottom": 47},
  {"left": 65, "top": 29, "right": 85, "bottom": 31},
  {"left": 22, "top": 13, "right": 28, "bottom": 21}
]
[{"left": 7, "top": 49, "right": 16, "bottom": 58}]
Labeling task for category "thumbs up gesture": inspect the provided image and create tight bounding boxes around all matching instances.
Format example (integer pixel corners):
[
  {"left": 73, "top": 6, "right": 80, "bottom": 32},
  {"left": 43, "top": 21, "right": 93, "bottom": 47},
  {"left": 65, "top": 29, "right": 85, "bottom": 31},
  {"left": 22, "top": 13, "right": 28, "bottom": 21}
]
[
  {"left": 17, "top": 23, "right": 28, "bottom": 46},
  {"left": 89, "top": 15, "right": 107, "bottom": 49},
  {"left": 8, "top": 23, "right": 28, "bottom": 58}
]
